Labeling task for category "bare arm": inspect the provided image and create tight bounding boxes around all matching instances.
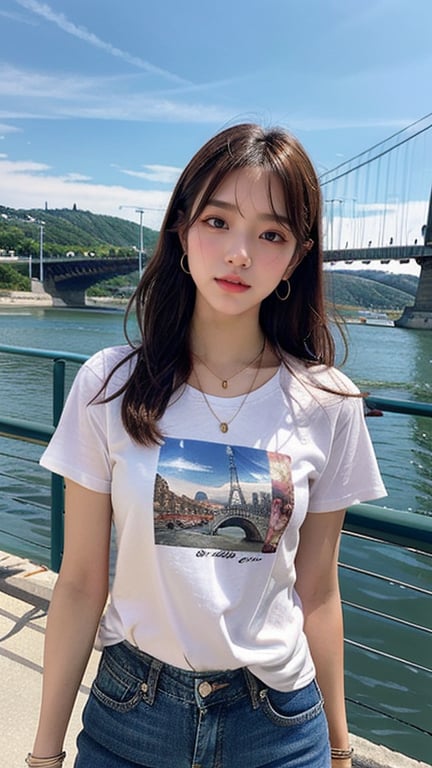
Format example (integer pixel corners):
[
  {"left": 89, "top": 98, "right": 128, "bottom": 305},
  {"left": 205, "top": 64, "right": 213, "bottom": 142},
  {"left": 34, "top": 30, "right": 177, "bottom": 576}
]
[
  {"left": 295, "top": 509, "right": 352, "bottom": 768},
  {"left": 31, "top": 479, "right": 112, "bottom": 758}
]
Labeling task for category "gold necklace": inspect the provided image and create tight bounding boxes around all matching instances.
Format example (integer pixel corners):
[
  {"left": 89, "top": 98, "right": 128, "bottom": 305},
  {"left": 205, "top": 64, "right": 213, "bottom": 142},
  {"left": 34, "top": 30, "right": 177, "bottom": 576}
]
[
  {"left": 193, "top": 344, "right": 265, "bottom": 433},
  {"left": 193, "top": 340, "right": 265, "bottom": 389}
]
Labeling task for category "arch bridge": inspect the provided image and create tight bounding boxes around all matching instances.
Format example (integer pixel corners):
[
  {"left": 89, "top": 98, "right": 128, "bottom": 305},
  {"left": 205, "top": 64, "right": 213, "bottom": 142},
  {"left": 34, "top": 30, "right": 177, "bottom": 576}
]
[
  {"left": 210, "top": 507, "right": 267, "bottom": 543},
  {"left": 32, "top": 255, "right": 140, "bottom": 306}
]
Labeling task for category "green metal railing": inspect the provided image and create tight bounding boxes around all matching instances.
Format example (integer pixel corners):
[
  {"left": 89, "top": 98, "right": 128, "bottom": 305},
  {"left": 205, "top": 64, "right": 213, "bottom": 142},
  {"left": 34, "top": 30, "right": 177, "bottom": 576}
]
[
  {"left": 1, "top": 344, "right": 431, "bottom": 567},
  {"left": 0, "top": 344, "right": 431, "bottom": 761},
  {"left": 0, "top": 344, "right": 87, "bottom": 571}
]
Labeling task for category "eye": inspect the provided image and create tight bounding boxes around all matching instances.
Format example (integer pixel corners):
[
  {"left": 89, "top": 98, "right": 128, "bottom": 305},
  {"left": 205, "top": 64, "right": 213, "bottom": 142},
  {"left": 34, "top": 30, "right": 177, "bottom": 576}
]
[
  {"left": 205, "top": 216, "right": 227, "bottom": 229},
  {"left": 260, "top": 230, "right": 284, "bottom": 243}
]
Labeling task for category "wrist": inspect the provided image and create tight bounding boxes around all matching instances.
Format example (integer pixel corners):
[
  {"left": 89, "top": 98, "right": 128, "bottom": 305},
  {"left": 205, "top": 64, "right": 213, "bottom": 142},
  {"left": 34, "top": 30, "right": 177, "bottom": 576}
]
[
  {"left": 25, "top": 751, "right": 66, "bottom": 768},
  {"left": 331, "top": 746, "right": 353, "bottom": 764}
]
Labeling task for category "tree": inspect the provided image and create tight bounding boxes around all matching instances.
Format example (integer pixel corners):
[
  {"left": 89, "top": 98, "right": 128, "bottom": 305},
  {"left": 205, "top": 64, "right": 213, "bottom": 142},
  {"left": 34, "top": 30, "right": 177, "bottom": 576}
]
[{"left": 0, "top": 264, "right": 31, "bottom": 290}]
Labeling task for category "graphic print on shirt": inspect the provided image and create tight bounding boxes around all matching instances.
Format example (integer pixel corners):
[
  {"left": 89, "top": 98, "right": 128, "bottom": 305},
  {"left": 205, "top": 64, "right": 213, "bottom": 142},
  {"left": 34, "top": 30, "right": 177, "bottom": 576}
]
[{"left": 154, "top": 438, "right": 294, "bottom": 553}]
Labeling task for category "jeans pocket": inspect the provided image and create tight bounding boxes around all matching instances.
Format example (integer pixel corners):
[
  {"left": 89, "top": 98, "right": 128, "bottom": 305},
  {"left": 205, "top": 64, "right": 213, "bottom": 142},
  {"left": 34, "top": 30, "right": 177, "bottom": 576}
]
[
  {"left": 91, "top": 650, "right": 145, "bottom": 712},
  {"left": 258, "top": 679, "right": 324, "bottom": 727}
]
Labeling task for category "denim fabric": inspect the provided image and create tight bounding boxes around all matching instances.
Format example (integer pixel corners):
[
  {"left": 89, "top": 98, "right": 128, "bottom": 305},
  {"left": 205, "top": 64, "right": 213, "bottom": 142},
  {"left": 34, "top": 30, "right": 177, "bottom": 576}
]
[{"left": 74, "top": 641, "right": 330, "bottom": 768}]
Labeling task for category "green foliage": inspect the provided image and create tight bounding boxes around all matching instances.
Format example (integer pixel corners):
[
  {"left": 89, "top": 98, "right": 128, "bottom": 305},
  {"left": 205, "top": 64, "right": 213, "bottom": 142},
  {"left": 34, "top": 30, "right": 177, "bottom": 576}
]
[
  {"left": 325, "top": 271, "right": 417, "bottom": 309},
  {"left": 0, "top": 263, "right": 31, "bottom": 290},
  {"left": 333, "top": 269, "right": 418, "bottom": 298},
  {"left": 87, "top": 273, "right": 138, "bottom": 296},
  {"left": 0, "top": 205, "right": 159, "bottom": 256}
]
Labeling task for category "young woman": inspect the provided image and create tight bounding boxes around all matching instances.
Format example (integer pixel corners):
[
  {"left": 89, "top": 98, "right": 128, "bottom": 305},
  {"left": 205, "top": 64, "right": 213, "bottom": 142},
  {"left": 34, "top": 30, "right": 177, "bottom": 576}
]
[{"left": 27, "top": 123, "right": 386, "bottom": 768}]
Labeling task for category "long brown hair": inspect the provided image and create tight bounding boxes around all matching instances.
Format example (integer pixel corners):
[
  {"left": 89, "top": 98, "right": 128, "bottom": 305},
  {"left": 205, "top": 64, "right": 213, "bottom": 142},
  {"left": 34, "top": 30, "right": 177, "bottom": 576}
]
[{"left": 103, "top": 123, "right": 341, "bottom": 444}]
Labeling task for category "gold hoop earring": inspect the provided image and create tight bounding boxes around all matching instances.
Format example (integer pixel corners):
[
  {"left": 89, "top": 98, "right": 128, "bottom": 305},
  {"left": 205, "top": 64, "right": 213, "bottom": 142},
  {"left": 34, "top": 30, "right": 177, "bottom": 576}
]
[
  {"left": 275, "top": 279, "right": 291, "bottom": 301},
  {"left": 180, "top": 252, "right": 191, "bottom": 275}
]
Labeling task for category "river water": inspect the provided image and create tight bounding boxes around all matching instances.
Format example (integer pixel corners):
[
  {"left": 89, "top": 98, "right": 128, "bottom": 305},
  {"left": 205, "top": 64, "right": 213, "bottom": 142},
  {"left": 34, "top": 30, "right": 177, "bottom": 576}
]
[
  {"left": 0, "top": 306, "right": 431, "bottom": 761},
  {"left": 0, "top": 306, "right": 431, "bottom": 564}
]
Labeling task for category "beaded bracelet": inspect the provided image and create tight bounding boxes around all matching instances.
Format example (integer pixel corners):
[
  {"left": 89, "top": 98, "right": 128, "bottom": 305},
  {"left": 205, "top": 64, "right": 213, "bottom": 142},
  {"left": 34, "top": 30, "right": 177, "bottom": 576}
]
[
  {"left": 25, "top": 752, "right": 66, "bottom": 768},
  {"left": 331, "top": 747, "right": 354, "bottom": 760}
]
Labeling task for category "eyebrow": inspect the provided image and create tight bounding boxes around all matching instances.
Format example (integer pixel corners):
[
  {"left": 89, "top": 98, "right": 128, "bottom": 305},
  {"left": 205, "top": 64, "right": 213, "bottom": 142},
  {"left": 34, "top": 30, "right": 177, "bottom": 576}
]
[{"left": 206, "top": 198, "right": 291, "bottom": 227}]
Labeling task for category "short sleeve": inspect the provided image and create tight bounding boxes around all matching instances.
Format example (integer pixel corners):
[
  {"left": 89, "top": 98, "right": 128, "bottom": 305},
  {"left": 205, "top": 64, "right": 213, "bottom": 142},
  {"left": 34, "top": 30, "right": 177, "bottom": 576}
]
[
  {"left": 308, "top": 394, "right": 387, "bottom": 513},
  {"left": 39, "top": 352, "right": 112, "bottom": 493}
]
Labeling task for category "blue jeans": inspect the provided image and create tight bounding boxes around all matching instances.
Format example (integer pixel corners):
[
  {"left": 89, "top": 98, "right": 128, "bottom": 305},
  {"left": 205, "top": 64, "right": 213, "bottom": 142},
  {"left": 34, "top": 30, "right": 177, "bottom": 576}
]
[{"left": 74, "top": 641, "right": 330, "bottom": 768}]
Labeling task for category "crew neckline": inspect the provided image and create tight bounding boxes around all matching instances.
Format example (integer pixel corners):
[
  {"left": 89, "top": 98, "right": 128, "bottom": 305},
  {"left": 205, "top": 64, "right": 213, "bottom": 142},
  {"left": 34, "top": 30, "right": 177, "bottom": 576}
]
[{"left": 185, "top": 365, "right": 282, "bottom": 404}]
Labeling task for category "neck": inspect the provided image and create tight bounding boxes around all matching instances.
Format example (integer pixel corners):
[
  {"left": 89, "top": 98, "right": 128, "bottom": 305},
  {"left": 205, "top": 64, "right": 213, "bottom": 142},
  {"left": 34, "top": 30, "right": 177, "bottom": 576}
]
[{"left": 190, "top": 315, "right": 264, "bottom": 367}]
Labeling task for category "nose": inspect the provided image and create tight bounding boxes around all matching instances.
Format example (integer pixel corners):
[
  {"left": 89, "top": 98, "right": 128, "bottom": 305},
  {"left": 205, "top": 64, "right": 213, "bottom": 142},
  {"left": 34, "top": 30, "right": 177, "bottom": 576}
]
[{"left": 224, "top": 240, "right": 251, "bottom": 269}]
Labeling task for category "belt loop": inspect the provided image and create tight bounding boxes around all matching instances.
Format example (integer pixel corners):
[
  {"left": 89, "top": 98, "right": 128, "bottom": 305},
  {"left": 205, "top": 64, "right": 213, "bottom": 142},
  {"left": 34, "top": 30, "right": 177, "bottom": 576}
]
[
  {"left": 242, "top": 668, "right": 261, "bottom": 710},
  {"left": 141, "top": 657, "right": 163, "bottom": 705}
]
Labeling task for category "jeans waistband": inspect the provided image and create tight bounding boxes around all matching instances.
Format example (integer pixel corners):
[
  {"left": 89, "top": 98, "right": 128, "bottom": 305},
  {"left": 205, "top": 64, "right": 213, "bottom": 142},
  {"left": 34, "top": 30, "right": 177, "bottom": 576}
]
[{"left": 103, "top": 641, "right": 264, "bottom": 710}]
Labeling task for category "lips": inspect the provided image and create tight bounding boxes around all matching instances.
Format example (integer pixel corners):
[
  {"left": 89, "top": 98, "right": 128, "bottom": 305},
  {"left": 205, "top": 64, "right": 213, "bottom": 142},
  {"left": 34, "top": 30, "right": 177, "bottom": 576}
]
[{"left": 215, "top": 274, "right": 250, "bottom": 292}]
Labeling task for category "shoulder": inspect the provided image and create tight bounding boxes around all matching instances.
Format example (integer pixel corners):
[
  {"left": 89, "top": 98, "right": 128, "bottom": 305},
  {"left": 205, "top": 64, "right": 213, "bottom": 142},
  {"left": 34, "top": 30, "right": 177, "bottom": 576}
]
[
  {"left": 283, "top": 353, "right": 359, "bottom": 392},
  {"left": 78, "top": 344, "right": 137, "bottom": 395},
  {"left": 280, "top": 354, "right": 362, "bottom": 416}
]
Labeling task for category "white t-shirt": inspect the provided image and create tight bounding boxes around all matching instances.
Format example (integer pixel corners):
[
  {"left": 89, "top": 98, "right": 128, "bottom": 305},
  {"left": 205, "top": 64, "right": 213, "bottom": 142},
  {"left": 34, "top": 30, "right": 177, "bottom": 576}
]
[{"left": 40, "top": 345, "right": 386, "bottom": 691}]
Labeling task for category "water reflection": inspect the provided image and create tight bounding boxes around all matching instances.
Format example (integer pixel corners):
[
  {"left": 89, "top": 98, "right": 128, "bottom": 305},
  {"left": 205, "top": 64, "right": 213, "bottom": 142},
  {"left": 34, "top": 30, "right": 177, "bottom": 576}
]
[{"left": 342, "top": 324, "right": 432, "bottom": 515}]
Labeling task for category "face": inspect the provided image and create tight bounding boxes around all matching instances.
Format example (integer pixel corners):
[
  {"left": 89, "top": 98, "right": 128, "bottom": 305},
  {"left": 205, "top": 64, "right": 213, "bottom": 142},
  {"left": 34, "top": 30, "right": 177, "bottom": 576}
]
[{"left": 185, "top": 168, "right": 299, "bottom": 321}]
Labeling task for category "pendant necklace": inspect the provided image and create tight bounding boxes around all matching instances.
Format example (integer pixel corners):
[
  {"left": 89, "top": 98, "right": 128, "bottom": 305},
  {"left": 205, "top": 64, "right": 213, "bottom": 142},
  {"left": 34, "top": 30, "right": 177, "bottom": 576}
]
[
  {"left": 193, "top": 340, "right": 265, "bottom": 390},
  {"left": 193, "top": 343, "right": 265, "bottom": 433}
]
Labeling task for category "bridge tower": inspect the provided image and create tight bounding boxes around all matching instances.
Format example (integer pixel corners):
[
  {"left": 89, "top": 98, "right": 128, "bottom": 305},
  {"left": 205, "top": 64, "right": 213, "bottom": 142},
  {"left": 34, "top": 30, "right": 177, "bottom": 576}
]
[
  {"left": 396, "top": 184, "right": 432, "bottom": 329},
  {"left": 226, "top": 447, "right": 247, "bottom": 507}
]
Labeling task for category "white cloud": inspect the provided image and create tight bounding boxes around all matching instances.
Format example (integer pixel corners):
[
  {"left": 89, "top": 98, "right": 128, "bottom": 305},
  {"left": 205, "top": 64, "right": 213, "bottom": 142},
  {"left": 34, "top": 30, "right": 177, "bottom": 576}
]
[
  {"left": 159, "top": 458, "right": 212, "bottom": 473},
  {"left": 0, "top": 158, "right": 50, "bottom": 174},
  {"left": 120, "top": 164, "right": 182, "bottom": 184},
  {"left": 323, "top": 200, "right": 428, "bottom": 251},
  {"left": 0, "top": 9, "right": 37, "bottom": 24},
  {"left": 0, "top": 65, "right": 233, "bottom": 125},
  {"left": 0, "top": 122, "right": 22, "bottom": 135},
  {"left": 14, "top": 0, "right": 191, "bottom": 85},
  {"left": 0, "top": 156, "right": 170, "bottom": 229},
  {"left": 61, "top": 172, "right": 93, "bottom": 183}
]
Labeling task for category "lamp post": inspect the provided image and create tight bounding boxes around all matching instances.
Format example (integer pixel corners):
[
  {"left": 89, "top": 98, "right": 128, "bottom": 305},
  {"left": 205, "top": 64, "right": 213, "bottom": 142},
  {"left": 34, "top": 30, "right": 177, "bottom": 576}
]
[
  {"left": 137, "top": 208, "right": 144, "bottom": 276},
  {"left": 39, "top": 223, "right": 44, "bottom": 282},
  {"left": 119, "top": 205, "right": 146, "bottom": 276},
  {"left": 118, "top": 204, "right": 166, "bottom": 276},
  {"left": 119, "top": 205, "right": 145, "bottom": 277}
]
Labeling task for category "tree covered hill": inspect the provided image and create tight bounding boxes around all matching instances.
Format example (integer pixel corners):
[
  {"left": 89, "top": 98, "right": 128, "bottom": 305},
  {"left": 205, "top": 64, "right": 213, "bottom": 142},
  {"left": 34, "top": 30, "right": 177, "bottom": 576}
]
[
  {"left": 326, "top": 270, "right": 418, "bottom": 310},
  {"left": 0, "top": 205, "right": 159, "bottom": 257},
  {"left": 330, "top": 269, "right": 418, "bottom": 298}
]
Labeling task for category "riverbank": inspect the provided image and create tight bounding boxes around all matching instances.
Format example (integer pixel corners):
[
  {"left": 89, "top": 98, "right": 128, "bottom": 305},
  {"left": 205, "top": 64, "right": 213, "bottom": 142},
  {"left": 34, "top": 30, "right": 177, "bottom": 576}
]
[
  {"left": 0, "top": 290, "right": 128, "bottom": 309},
  {"left": 0, "top": 290, "right": 53, "bottom": 306},
  {"left": 1, "top": 549, "right": 430, "bottom": 768}
]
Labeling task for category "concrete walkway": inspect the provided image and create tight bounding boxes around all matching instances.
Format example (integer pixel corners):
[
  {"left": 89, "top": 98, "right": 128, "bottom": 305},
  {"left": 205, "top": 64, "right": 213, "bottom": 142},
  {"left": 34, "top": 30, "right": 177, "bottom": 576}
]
[{"left": 1, "top": 550, "right": 430, "bottom": 768}]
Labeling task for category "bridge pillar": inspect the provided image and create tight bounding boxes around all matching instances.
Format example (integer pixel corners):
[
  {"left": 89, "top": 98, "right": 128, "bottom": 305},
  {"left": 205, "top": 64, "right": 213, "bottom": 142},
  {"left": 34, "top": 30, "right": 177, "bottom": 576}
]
[
  {"left": 396, "top": 187, "right": 432, "bottom": 330},
  {"left": 43, "top": 276, "right": 87, "bottom": 307},
  {"left": 395, "top": 257, "right": 432, "bottom": 329}
]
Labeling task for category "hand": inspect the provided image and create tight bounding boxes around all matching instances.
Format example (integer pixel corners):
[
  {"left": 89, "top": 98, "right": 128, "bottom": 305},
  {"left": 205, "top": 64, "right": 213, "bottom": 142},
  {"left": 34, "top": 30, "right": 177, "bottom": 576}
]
[{"left": 331, "top": 759, "right": 352, "bottom": 768}]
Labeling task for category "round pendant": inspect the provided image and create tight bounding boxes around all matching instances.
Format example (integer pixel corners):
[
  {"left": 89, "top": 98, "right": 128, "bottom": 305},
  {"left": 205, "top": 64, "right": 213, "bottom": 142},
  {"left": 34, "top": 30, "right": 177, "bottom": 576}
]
[
  {"left": 220, "top": 422, "right": 228, "bottom": 433},
  {"left": 222, "top": 380, "right": 228, "bottom": 389}
]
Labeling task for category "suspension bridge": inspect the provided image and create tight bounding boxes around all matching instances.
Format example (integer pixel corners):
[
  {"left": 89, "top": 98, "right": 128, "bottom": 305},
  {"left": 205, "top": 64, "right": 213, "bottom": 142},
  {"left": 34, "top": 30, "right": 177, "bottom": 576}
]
[
  {"left": 319, "top": 112, "right": 432, "bottom": 328},
  {"left": 21, "top": 114, "right": 432, "bottom": 325}
]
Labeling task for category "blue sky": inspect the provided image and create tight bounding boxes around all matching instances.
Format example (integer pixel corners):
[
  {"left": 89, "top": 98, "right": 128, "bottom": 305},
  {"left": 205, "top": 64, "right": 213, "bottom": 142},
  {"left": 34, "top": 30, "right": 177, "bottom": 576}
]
[{"left": 0, "top": 0, "right": 431, "bottom": 277}]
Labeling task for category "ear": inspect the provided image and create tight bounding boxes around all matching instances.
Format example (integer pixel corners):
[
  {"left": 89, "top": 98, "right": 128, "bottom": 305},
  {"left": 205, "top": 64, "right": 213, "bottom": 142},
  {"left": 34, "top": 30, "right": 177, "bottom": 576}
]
[
  {"left": 175, "top": 211, "right": 188, "bottom": 252},
  {"left": 178, "top": 227, "right": 188, "bottom": 253},
  {"left": 283, "top": 239, "right": 314, "bottom": 278}
]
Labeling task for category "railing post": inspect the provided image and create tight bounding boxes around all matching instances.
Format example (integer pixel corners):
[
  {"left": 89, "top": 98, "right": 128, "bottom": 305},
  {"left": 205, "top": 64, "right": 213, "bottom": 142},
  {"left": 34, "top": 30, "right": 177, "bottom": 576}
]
[
  {"left": 53, "top": 359, "right": 66, "bottom": 426},
  {"left": 50, "top": 473, "right": 64, "bottom": 572},
  {"left": 51, "top": 359, "right": 66, "bottom": 572}
]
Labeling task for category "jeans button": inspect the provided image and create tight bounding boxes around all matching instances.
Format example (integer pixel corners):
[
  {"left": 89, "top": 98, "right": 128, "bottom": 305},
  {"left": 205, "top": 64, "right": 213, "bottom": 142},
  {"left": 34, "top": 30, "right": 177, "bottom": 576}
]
[
  {"left": 198, "top": 681, "right": 213, "bottom": 698},
  {"left": 140, "top": 682, "right": 148, "bottom": 693}
]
